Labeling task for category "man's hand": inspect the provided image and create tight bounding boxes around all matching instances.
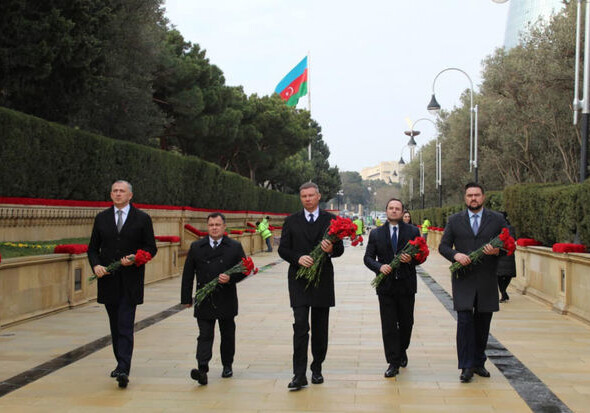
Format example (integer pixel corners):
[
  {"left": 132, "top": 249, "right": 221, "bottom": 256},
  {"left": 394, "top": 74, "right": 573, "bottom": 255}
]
[
  {"left": 453, "top": 253, "right": 471, "bottom": 267},
  {"left": 380, "top": 264, "right": 392, "bottom": 275},
  {"left": 320, "top": 239, "right": 334, "bottom": 254},
  {"left": 93, "top": 265, "right": 108, "bottom": 278},
  {"left": 399, "top": 253, "right": 412, "bottom": 263},
  {"left": 120, "top": 255, "right": 134, "bottom": 266},
  {"left": 298, "top": 255, "right": 314, "bottom": 268},
  {"left": 218, "top": 273, "right": 230, "bottom": 284},
  {"left": 483, "top": 244, "right": 500, "bottom": 255}
]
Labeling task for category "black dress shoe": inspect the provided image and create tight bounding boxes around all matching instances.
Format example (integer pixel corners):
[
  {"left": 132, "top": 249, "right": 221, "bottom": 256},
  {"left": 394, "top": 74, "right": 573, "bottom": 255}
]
[
  {"left": 221, "top": 365, "right": 233, "bottom": 378},
  {"left": 287, "top": 375, "right": 308, "bottom": 390},
  {"left": 460, "top": 368, "right": 474, "bottom": 383},
  {"left": 116, "top": 373, "right": 129, "bottom": 388},
  {"left": 384, "top": 364, "right": 399, "bottom": 378},
  {"left": 190, "top": 368, "right": 208, "bottom": 385},
  {"left": 311, "top": 373, "right": 324, "bottom": 384},
  {"left": 473, "top": 366, "right": 491, "bottom": 377},
  {"left": 400, "top": 352, "right": 408, "bottom": 368},
  {"left": 110, "top": 369, "right": 122, "bottom": 378}
]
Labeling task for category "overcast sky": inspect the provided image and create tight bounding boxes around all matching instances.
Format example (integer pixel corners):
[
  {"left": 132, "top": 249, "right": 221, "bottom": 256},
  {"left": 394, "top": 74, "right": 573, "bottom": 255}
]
[{"left": 163, "top": 0, "right": 510, "bottom": 172}]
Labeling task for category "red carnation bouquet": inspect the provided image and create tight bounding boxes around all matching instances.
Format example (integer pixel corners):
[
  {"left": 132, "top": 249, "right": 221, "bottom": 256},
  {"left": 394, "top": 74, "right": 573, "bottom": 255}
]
[
  {"left": 89, "top": 249, "right": 153, "bottom": 282},
  {"left": 552, "top": 243, "right": 587, "bottom": 253},
  {"left": 371, "top": 236, "right": 429, "bottom": 288},
  {"left": 450, "top": 227, "right": 516, "bottom": 278},
  {"left": 195, "top": 256, "right": 258, "bottom": 306},
  {"left": 517, "top": 238, "right": 542, "bottom": 247},
  {"left": 296, "top": 216, "right": 361, "bottom": 289}
]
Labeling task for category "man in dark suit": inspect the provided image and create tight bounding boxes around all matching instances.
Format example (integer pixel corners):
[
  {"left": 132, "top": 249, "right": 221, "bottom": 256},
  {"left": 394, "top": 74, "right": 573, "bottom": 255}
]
[
  {"left": 87, "top": 180, "right": 157, "bottom": 388},
  {"left": 181, "top": 212, "right": 247, "bottom": 386},
  {"left": 364, "top": 198, "right": 422, "bottom": 378},
  {"left": 278, "top": 182, "right": 344, "bottom": 390},
  {"left": 439, "top": 182, "right": 506, "bottom": 383}
]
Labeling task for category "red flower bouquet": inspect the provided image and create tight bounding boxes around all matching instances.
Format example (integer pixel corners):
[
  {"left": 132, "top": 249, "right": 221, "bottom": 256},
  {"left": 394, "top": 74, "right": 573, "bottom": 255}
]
[
  {"left": 296, "top": 216, "right": 361, "bottom": 289},
  {"left": 371, "top": 236, "right": 429, "bottom": 288},
  {"left": 89, "top": 249, "right": 153, "bottom": 282},
  {"left": 552, "top": 243, "right": 587, "bottom": 253},
  {"left": 450, "top": 227, "right": 516, "bottom": 278},
  {"left": 184, "top": 224, "right": 208, "bottom": 237},
  {"left": 516, "top": 238, "right": 542, "bottom": 247},
  {"left": 195, "top": 257, "right": 258, "bottom": 306}
]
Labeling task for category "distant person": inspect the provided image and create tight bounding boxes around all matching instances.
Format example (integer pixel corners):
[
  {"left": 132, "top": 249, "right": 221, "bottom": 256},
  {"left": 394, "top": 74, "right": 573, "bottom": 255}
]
[
  {"left": 402, "top": 210, "right": 412, "bottom": 225},
  {"left": 439, "top": 182, "right": 507, "bottom": 384},
  {"left": 497, "top": 213, "right": 516, "bottom": 303},
  {"left": 87, "top": 180, "right": 157, "bottom": 389},
  {"left": 421, "top": 217, "right": 431, "bottom": 241},
  {"left": 181, "top": 212, "right": 247, "bottom": 385},
  {"left": 278, "top": 182, "right": 344, "bottom": 390},
  {"left": 353, "top": 216, "right": 364, "bottom": 246},
  {"left": 375, "top": 217, "right": 383, "bottom": 227},
  {"left": 257, "top": 216, "right": 273, "bottom": 252}
]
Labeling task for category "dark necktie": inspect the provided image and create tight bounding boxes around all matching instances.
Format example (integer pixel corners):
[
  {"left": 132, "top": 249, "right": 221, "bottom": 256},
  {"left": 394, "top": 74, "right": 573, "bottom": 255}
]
[
  {"left": 213, "top": 240, "right": 218, "bottom": 249},
  {"left": 391, "top": 226, "right": 398, "bottom": 253},
  {"left": 472, "top": 214, "right": 479, "bottom": 235},
  {"left": 116, "top": 210, "right": 123, "bottom": 233},
  {"left": 308, "top": 213, "right": 314, "bottom": 223}
]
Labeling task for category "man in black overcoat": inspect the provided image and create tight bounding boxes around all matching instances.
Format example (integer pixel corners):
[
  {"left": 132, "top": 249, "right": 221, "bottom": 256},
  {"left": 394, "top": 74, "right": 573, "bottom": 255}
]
[
  {"left": 87, "top": 180, "right": 157, "bottom": 388},
  {"left": 278, "top": 182, "right": 344, "bottom": 390},
  {"left": 181, "top": 212, "right": 247, "bottom": 385},
  {"left": 364, "top": 198, "right": 422, "bottom": 378},
  {"left": 439, "top": 182, "right": 507, "bottom": 383}
]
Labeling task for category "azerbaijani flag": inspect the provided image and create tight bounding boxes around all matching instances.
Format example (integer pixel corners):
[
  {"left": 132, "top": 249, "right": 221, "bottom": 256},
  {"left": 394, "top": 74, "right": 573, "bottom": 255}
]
[{"left": 275, "top": 57, "right": 308, "bottom": 107}]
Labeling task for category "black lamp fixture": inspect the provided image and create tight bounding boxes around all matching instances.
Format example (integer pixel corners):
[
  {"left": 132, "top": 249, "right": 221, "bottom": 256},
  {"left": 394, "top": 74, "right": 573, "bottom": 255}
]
[{"left": 427, "top": 94, "right": 441, "bottom": 115}]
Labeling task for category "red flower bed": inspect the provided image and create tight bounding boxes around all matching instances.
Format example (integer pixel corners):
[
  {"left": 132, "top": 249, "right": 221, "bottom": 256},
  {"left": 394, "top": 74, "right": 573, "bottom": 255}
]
[
  {"left": 230, "top": 230, "right": 244, "bottom": 235},
  {"left": 155, "top": 236, "right": 181, "bottom": 243},
  {"left": 184, "top": 224, "right": 208, "bottom": 237},
  {"left": 244, "top": 229, "right": 256, "bottom": 233},
  {"left": 269, "top": 225, "right": 283, "bottom": 230},
  {"left": 517, "top": 238, "right": 543, "bottom": 247},
  {"left": 54, "top": 244, "right": 88, "bottom": 254},
  {"left": 246, "top": 222, "right": 256, "bottom": 228},
  {"left": 552, "top": 243, "right": 587, "bottom": 253}
]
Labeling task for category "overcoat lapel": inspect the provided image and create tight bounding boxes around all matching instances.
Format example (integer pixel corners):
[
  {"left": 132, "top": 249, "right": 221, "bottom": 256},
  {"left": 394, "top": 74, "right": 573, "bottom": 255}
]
[
  {"left": 477, "top": 208, "right": 492, "bottom": 236},
  {"left": 461, "top": 210, "right": 473, "bottom": 236},
  {"left": 119, "top": 205, "right": 136, "bottom": 235}
]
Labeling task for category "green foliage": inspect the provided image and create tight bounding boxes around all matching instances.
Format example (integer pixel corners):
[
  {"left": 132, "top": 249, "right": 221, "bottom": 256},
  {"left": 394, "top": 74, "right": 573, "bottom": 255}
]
[{"left": 0, "top": 107, "right": 300, "bottom": 212}]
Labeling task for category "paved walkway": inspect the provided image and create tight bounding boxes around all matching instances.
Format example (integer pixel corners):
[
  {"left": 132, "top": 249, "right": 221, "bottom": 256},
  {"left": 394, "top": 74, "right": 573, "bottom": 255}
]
[{"left": 0, "top": 244, "right": 589, "bottom": 412}]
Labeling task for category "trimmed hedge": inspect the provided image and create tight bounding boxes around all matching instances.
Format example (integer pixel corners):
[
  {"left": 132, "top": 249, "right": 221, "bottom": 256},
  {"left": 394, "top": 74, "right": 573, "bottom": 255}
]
[
  {"left": 409, "top": 183, "right": 590, "bottom": 245},
  {"left": 0, "top": 107, "right": 300, "bottom": 212}
]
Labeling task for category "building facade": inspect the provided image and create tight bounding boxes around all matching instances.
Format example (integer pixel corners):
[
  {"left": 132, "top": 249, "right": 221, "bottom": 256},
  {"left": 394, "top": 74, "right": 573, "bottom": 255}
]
[
  {"left": 360, "top": 161, "right": 403, "bottom": 184},
  {"left": 504, "top": 0, "right": 565, "bottom": 49}
]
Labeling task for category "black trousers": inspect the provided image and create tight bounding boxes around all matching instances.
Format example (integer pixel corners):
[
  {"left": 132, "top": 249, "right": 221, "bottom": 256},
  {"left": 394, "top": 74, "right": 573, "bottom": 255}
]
[
  {"left": 378, "top": 293, "right": 415, "bottom": 366},
  {"left": 456, "top": 308, "right": 493, "bottom": 369},
  {"left": 265, "top": 237, "right": 272, "bottom": 252},
  {"left": 105, "top": 293, "right": 137, "bottom": 375},
  {"left": 292, "top": 306, "right": 329, "bottom": 376},
  {"left": 196, "top": 317, "right": 236, "bottom": 371},
  {"left": 498, "top": 276, "right": 512, "bottom": 297}
]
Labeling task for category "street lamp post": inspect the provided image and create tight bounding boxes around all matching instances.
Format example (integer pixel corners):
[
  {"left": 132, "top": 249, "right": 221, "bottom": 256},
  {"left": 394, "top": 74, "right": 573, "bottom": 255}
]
[
  {"left": 573, "top": 0, "right": 590, "bottom": 182},
  {"left": 406, "top": 118, "right": 442, "bottom": 207},
  {"left": 427, "top": 67, "right": 478, "bottom": 183},
  {"left": 337, "top": 189, "right": 344, "bottom": 212}
]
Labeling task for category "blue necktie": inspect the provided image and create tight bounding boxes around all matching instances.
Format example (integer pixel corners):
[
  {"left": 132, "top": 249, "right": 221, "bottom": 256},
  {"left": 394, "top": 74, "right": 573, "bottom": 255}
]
[
  {"left": 391, "top": 226, "right": 398, "bottom": 253},
  {"left": 472, "top": 214, "right": 479, "bottom": 235}
]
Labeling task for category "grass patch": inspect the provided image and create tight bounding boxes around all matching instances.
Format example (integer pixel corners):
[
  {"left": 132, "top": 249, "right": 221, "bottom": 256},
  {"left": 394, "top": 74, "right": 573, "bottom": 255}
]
[{"left": 0, "top": 238, "right": 90, "bottom": 259}]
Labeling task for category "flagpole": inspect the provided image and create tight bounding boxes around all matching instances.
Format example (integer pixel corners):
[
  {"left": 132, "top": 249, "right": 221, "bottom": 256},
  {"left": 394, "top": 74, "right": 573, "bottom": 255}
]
[{"left": 307, "top": 51, "right": 312, "bottom": 161}]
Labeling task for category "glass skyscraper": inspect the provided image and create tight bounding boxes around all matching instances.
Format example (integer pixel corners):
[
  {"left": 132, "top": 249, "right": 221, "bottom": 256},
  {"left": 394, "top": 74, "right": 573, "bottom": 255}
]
[{"left": 504, "top": 0, "right": 565, "bottom": 49}]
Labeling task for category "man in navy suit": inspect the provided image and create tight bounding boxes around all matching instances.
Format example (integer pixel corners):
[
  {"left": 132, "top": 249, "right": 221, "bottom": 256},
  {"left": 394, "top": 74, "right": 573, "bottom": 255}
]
[
  {"left": 88, "top": 180, "right": 157, "bottom": 388},
  {"left": 181, "top": 212, "right": 247, "bottom": 385},
  {"left": 278, "top": 182, "right": 344, "bottom": 390},
  {"left": 364, "top": 198, "right": 422, "bottom": 378},
  {"left": 439, "top": 182, "right": 506, "bottom": 383}
]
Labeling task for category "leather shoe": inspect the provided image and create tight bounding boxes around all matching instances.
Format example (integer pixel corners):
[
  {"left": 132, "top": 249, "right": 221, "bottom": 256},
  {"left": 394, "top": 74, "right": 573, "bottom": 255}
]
[
  {"left": 311, "top": 373, "right": 324, "bottom": 384},
  {"left": 190, "top": 368, "right": 208, "bottom": 385},
  {"left": 384, "top": 364, "right": 399, "bottom": 378},
  {"left": 460, "top": 368, "right": 474, "bottom": 383},
  {"left": 221, "top": 365, "right": 233, "bottom": 378},
  {"left": 110, "top": 368, "right": 122, "bottom": 378},
  {"left": 116, "top": 373, "right": 129, "bottom": 388},
  {"left": 400, "top": 352, "right": 408, "bottom": 368},
  {"left": 473, "top": 366, "right": 491, "bottom": 377},
  {"left": 287, "top": 375, "right": 308, "bottom": 390}
]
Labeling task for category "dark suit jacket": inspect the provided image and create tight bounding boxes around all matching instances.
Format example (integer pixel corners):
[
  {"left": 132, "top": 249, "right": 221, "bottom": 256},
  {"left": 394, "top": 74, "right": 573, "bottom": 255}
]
[
  {"left": 363, "top": 221, "right": 421, "bottom": 296},
  {"left": 181, "top": 236, "right": 246, "bottom": 320},
  {"left": 278, "top": 210, "right": 344, "bottom": 308},
  {"left": 439, "top": 208, "right": 506, "bottom": 312},
  {"left": 87, "top": 204, "right": 157, "bottom": 305}
]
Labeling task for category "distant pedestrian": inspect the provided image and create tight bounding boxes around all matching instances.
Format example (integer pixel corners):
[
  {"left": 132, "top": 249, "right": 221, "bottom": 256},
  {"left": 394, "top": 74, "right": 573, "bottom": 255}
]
[
  {"left": 402, "top": 210, "right": 412, "bottom": 225},
  {"left": 353, "top": 216, "right": 364, "bottom": 246},
  {"left": 497, "top": 213, "right": 516, "bottom": 303},
  {"left": 421, "top": 217, "right": 431, "bottom": 242},
  {"left": 257, "top": 216, "right": 273, "bottom": 252}
]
